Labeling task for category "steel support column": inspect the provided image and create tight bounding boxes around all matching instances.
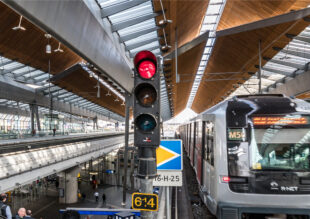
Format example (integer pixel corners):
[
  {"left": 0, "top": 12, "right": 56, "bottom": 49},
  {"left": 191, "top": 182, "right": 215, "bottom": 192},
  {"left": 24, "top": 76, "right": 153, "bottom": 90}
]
[
  {"left": 117, "top": 151, "right": 121, "bottom": 186},
  {"left": 30, "top": 104, "right": 35, "bottom": 135},
  {"left": 122, "top": 93, "right": 131, "bottom": 206},
  {"left": 34, "top": 104, "right": 41, "bottom": 131}
]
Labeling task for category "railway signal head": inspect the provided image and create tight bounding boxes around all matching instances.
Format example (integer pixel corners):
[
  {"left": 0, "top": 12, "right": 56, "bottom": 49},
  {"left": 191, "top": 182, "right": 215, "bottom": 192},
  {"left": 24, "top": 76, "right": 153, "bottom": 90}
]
[{"left": 133, "top": 50, "right": 161, "bottom": 147}]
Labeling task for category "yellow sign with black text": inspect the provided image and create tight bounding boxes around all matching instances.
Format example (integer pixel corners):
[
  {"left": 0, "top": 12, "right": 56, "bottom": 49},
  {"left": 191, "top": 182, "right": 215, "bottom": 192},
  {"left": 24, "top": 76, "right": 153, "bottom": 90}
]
[{"left": 132, "top": 193, "right": 158, "bottom": 211}]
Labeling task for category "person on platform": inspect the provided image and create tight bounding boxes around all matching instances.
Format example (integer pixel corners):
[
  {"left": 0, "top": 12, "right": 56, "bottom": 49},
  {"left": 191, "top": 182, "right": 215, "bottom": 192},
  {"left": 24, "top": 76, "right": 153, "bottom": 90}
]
[
  {"left": 14, "top": 208, "right": 27, "bottom": 219},
  {"left": 102, "top": 193, "right": 106, "bottom": 206},
  {"left": 0, "top": 193, "right": 12, "bottom": 219},
  {"left": 94, "top": 191, "right": 99, "bottom": 202},
  {"left": 25, "top": 209, "right": 33, "bottom": 219}
]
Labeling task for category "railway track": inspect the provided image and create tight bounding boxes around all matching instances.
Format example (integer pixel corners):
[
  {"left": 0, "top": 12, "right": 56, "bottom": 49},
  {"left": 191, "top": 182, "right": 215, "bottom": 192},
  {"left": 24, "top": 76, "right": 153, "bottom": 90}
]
[{"left": 0, "top": 132, "right": 130, "bottom": 154}]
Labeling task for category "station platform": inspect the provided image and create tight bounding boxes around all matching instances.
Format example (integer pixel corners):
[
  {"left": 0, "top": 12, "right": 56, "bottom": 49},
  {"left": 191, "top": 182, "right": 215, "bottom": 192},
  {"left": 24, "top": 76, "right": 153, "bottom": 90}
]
[
  {"left": 0, "top": 131, "right": 122, "bottom": 146},
  {"left": 6, "top": 180, "right": 134, "bottom": 219}
]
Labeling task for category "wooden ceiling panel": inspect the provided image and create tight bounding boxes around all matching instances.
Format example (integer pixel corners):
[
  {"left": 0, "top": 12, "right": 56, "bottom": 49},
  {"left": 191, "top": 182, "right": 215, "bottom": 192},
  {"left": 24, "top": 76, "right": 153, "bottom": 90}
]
[
  {"left": 192, "top": 18, "right": 310, "bottom": 113},
  {"left": 153, "top": 0, "right": 209, "bottom": 52},
  {"left": 296, "top": 90, "right": 310, "bottom": 99},
  {"left": 0, "top": 2, "right": 82, "bottom": 74},
  {"left": 54, "top": 66, "right": 125, "bottom": 116},
  {"left": 168, "top": 42, "right": 205, "bottom": 115},
  {"left": 153, "top": 0, "right": 208, "bottom": 116},
  {"left": 0, "top": 2, "right": 126, "bottom": 117},
  {"left": 218, "top": 0, "right": 309, "bottom": 30}
]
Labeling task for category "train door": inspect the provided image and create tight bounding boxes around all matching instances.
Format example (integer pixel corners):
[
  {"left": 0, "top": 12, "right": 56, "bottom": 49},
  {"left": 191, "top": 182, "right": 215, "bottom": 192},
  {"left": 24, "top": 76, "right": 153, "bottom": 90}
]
[
  {"left": 196, "top": 121, "right": 204, "bottom": 184},
  {"left": 188, "top": 123, "right": 191, "bottom": 156},
  {"left": 200, "top": 121, "right": 206, "bottom": 185},
  {"left": 183, "top": 124, "right": 189, "bottom": 152},
  {"left": 191, "top": 122, "right": 196, "bottom": 166},
  {"left": 204, "top": 119, "right": 215, "bottom": 200}
]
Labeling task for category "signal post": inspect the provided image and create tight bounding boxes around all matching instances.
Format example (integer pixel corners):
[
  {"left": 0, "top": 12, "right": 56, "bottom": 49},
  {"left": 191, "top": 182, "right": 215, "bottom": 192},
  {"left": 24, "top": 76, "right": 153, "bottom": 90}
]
[{"left": 132, "top": 51, "right": 161, "bottom": 218}]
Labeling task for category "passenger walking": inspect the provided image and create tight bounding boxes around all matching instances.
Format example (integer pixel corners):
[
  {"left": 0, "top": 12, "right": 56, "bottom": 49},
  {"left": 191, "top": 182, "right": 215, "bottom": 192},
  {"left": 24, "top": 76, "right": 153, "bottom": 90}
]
[
  {"left": 14, "top": 208, "right": 27, "bottom": 219},
  {"left": 102, "top": 193, "right": 106, "bottom": 206},
  {"left": 0, "top": 193, "right": 12, "bottom": 219},
  {"left": 25, "top": 209, "right": 33, "bottom": 219},
  {"left": 81, "top": 193, "right": 86, "bottom": 201},
  {"left": 94, "top": 191, "right": 99, "bottom": 202}
]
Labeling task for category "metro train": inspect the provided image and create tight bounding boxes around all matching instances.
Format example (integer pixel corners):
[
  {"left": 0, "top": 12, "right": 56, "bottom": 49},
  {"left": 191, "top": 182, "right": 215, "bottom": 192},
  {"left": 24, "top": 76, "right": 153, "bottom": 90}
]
[{"left": 178, "top": 94, "right": 310, "bottom": 219}]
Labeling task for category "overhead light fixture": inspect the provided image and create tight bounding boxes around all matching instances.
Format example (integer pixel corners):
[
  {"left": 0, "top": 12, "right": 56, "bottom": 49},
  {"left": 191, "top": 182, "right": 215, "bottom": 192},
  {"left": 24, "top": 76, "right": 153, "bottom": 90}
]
[
  {"left": 94, "top": 82, "right": 100, "bottom": 98},
  {"left": 114, "top": 98, "right": 119, "bottom": 102},
  {"left": 106, "top": 91, "right": 111, "bottom": 96},
  {"left": 12, "top": 16, "right": 26, "bottom": 31},
  {"left": 161, "top": 44, "right": 171, "bottom": 52},
  {"left": 158, "top": 19, "right": 173, "bottom": 28},
  {"left": 45, "top": 34, "right": 52, "bottom": 54},
  {"left": 46, "top": 44, "right": 51, "bottom": 54},
  {"left": 121, "top": 101, "right": 125, "bottom": 106},
  {"left": 54, "top": 42, "right": 64, "bottom": 53}
]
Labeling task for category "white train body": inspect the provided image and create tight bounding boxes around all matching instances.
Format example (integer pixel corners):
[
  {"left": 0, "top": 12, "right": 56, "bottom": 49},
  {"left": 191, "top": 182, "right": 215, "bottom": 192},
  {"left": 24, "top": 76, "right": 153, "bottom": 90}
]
[{"left": 179, "top": 95, "right": 310, "bottom": 219}]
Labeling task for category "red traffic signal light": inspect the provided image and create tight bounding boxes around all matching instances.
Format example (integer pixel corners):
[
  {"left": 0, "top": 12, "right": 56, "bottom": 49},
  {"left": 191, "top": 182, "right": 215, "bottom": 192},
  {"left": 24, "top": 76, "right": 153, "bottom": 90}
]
[{"left": 134, "top": 51, "right": 157, "bottom": 79}]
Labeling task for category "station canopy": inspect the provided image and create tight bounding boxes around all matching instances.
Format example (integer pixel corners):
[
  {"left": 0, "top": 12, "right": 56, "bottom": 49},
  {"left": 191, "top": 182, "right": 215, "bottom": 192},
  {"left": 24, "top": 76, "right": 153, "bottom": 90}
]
[{"left": 1, "top": 0, "right": 310, "bottom": 122}]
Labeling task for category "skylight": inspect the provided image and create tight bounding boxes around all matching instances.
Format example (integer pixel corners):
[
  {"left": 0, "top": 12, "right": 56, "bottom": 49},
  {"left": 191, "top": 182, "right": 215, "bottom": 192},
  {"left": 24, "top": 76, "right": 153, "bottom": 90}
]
[{"left": 186, "top": 0, "right": 227, "bottom": 108}]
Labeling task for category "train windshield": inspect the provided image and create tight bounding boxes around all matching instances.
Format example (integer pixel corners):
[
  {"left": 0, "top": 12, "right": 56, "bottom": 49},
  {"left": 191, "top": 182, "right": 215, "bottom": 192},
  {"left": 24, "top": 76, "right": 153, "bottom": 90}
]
[{"left": 250, "top": 116, "right": 310, "bottom": 171}]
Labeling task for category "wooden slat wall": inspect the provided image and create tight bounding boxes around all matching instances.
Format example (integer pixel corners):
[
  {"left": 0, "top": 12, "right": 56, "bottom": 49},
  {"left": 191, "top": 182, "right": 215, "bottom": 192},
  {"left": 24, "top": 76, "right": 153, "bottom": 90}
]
[{"left": 192, "top": 18, "right": 310, "bottom": 113}]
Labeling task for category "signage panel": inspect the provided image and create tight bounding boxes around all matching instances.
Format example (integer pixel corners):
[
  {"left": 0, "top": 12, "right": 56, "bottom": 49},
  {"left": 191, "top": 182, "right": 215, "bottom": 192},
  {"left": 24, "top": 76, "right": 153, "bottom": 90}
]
[
  {"left": 153, "top": 171, "right": 182, "bottom": 187},
  {"left": 156, "top": 140, "right": 182, "bottom": 170},
  {"left": 132, "top": 193, "right": 158, "bottom": 211}
]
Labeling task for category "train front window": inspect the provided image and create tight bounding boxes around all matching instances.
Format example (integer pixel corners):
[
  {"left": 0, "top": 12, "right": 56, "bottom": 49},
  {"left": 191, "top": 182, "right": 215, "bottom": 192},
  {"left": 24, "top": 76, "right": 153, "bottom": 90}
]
[{"left": 250, "top": 127, "right": 310, "bottom": 171}]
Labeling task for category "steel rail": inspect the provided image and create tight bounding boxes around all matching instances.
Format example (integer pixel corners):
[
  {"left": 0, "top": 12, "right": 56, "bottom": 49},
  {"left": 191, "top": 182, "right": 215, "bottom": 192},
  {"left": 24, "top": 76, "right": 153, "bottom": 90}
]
[{"left": 0, "top": 132, "right": 132, "bottom": 154}]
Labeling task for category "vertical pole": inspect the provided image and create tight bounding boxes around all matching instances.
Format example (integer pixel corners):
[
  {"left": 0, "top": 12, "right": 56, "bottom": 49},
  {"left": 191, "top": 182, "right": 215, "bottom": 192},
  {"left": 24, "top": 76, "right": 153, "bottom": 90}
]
[
  {"left": 102, "top": 155, "right": 106, "bottom": 184},
  {"left": 35, "top": 105, "right": 41, "bottom": 131},
  {"left": 48, "top": 59, "right": 53, "bottom": 131},
  {"left": 166, "top": 187, "right": 171, "bottom": 219},
  {"left": 130, "top": 151, "right": 135, "bottom": 191},
  {"left": 258, "top": 40, "right": 262, "bottom": 94},
  {"left": 97, "top": 158, "right": 100, "bottom": 183},
  {"left": 175, "top": 28, "right": 179, "bottom": 83},
  {"left": 141, "top": 178, "right": 154, "bottom": 219},
  {"left": 175, "top": 187, "right": 178, "bottom": 219},
  {"left": 122, "top": 93, "right": 130, "bottom": 206},
  {"left": 17, "top": 102, "right": 20, "bottom": 136},
  {"left": 117, "top": 151, "right": 121, "bottom": 186},
  {"left": 30, "top": 104, "right": 35, "bottom": 135}
]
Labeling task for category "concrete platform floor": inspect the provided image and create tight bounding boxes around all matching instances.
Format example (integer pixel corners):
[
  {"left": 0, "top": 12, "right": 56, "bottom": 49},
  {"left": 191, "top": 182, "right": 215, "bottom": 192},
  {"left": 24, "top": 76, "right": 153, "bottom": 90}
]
[{"left": 7, "top": 181, "right": 134, "bottom": 219}]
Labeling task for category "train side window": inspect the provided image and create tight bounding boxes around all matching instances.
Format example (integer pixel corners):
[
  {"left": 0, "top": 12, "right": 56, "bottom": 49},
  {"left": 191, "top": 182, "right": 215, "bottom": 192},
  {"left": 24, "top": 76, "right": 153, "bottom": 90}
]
[{"left": 205, "top": 121, "right": 214, "bottom": 166}]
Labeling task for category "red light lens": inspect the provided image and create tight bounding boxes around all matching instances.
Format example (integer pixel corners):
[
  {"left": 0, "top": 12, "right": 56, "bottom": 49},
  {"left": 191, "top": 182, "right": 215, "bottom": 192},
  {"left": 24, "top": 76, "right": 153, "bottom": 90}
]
[
  {"left": 138, "top": 60, "right": 156, "bottom": 79},
  {"left": 222, "top": 176, "right": 230, "bottom": 183}
]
